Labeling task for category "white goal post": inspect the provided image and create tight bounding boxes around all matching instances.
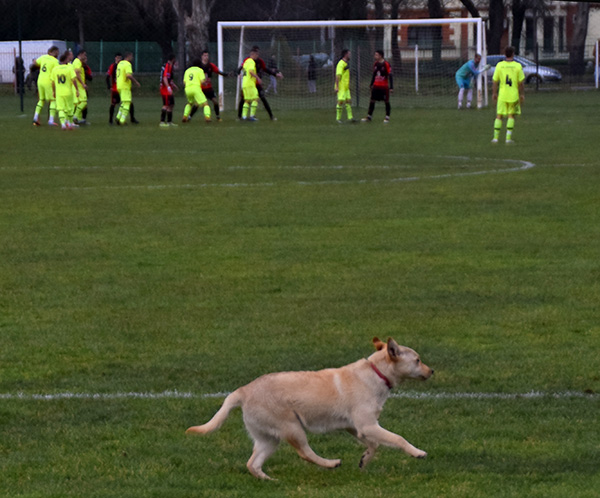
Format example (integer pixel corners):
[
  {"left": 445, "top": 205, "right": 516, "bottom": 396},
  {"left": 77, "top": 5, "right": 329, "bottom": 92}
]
[{"left": 217, "top": 18, "right": 487, "bottom": 111}]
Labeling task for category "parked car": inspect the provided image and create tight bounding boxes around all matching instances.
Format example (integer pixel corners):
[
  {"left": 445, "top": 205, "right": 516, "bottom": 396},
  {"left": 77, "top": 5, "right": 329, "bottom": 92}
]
[{"left": 485, "top": 55, "right": 562, "bottom": 83}]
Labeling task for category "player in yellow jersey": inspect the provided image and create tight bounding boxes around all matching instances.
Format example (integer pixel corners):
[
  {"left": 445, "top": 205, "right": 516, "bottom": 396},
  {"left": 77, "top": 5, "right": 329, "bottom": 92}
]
[
  {"left": 492, "top": 46, "right": 525, "bottom": 144},
  {"left": 335, "top": 49, "right": 354, "bottom": 123},
  {"left": 33, "top": 46, "right": 60, "bottom": 126},
  {"left": 182, "top": 59, "right": 212, "bottom": 124},
  {"left": 241, "top": 47, "right": 261, "bottom": 122},
  {"left": 72, "top": 50, "right": 89, "bottom": 125},
  {"left": 51, "top": 52, "right": 80, "bottom": 130},
  {"left": 115, "top": 52, "right": 141, "bottom": 125}
]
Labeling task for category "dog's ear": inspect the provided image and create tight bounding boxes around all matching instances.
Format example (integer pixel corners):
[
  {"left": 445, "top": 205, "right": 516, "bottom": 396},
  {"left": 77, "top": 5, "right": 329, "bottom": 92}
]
[
  {"left": 387, "top": 338, "right": 402, "bottom": 361},
  {"left": 372, "top": 337, "right": 386, "bottom": 351}
]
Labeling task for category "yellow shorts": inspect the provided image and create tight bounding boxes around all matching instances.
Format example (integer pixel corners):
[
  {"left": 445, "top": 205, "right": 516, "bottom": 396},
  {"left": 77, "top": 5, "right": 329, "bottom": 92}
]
[
  {"left": 76, "top": 87, "right": 87, "bottom": 103},
  {"left": 496, "top": 99, "right": 521, "bottom": 116},
  {"left": 337, "top": 88, "right": 351, "bottom": 102},
  {"left": 118, "top": 88, "right": 132, "bottom": 103},
  {"left": 242, "top": 84, "right": 258, "bottom": 101},
  {"left": 38, "top": 82, "right": 54, "bottom": 102},
  {"left": 185, "top": 87, "right": 207, "bottom": 106},
  {"left": 56, "top": 94, "right": 75, "bottom": 113}
]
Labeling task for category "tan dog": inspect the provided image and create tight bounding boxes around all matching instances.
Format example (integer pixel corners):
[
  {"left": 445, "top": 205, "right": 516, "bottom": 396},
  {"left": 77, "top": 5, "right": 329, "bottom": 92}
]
[{"left": 186, "top": 337, "right": 433, "bottom": 479}]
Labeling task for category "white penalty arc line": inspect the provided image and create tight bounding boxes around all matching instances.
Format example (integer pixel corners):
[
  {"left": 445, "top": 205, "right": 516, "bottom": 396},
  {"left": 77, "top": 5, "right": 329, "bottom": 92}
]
[
  {"left": 3, "top": 158, "right": 536, "bottom": 191},
  {"left": 0, "top": 390, "right": 596, "bottom": 401}
]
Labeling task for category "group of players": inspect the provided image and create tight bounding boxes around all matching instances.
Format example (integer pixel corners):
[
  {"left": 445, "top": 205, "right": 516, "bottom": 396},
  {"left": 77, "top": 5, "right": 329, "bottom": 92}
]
[
  {"left": 31, "top": 42, "right": 524, "bottom": 142},
  {"left": 32, "top": 46, "right": 93, "bottom": 130}
]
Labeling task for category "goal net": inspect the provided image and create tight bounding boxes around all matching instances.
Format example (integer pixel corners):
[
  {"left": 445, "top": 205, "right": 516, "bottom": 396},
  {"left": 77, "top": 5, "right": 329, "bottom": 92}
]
[{"left": 216, "top": 18, "right": 487, "bottom": 112}]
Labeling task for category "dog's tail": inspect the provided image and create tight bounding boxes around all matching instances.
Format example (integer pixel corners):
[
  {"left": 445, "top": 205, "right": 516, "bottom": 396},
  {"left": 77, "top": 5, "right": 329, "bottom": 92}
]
[{"left": 186, "top": 389, "right": 243, "bottom": 435}]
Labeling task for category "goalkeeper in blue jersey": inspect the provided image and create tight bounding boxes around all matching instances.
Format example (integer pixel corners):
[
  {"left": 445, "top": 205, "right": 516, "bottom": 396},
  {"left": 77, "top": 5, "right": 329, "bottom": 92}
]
[{"left": 455, "top": 54, "right": 489, "bottom": 109}]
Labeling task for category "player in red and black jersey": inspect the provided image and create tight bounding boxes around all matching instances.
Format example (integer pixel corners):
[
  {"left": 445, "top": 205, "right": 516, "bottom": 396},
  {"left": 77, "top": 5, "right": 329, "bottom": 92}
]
[
  {"left": 362, "top": 50, "right": 393, "bottom": 124},
  {"left": 198, "top": 50, "right": 230, "bottom": 121},
  {"left": 237, "top": 46, "right": 283, "bottom": 121},
  {"left": 159, "top": 54, "right": 179, "bottom": 126},
  {"left": 105, "top": 52, "right": 139, "bottom": 125}
]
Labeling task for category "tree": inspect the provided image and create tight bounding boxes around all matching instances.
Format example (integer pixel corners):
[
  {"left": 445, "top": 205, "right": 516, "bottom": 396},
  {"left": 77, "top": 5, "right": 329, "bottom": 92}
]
[
  {"left": 569, "top": 1, "right": 590, "bottom": 76},
  {"left": 487, "top": 0, "right": 505, "bottom": 55},
  {"left": 427, "top": 0, "right": 444, "bottom": 63}
]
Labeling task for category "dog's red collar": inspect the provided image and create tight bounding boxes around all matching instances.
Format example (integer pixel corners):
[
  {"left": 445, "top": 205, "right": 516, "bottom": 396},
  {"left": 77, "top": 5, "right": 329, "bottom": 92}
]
[{"left": 368, "top": 361, "right": 393, "bottom": 390}]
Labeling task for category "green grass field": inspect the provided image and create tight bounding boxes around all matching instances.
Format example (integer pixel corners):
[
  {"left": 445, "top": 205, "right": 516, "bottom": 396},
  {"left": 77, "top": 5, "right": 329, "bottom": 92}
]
[{"left": 1, "top": 89, "right": 599, "bottom": 497}]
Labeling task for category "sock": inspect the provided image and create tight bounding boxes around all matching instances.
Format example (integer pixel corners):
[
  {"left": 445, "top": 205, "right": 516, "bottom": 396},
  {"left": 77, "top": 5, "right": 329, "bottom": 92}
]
[
  {"left": 238, "top": 99, "right": 244, "bottom": 119},
  {"left": 336, "top": 104, "right": 342, "bottom": 120},
  {"left": 49, "top": 101, "right": 57, "bottom": 122},
  {"left": 213, "top": 101, "right": 220, "bottom": 117},
  {"left": 34, "top": 101, "right": 43, "bottom": 121},
  {"left": 118, "top": 102, "right": 130, "bottom": 123},
  {"left": 160, "top": 109, "right": 166, "bottom": 122},
  {"left": 203, "top": 105, "right": 211, "bottom": 119},
  {"left": 385, "top": 102, "right": 391, "bottom": 117},
  {"left": 493, "top": 118, "right": 502, "bottom": 140},
  {"left": 190, "top": 105, "right": 199, "bottom": 117},
  {"left": 167, "top": 111, "right": 173, "bottom": 123},
  {"left": 466, "top": 89, "right": 473, "bottom": 107},
  {"left": 184, "top": 103, "right": 191, "bottom": 118},
  {"left": 82, "top": 107, "right": 87, "bottom": 121},
  {"left": 129, "top": 103, "right": 136, "bottom": 122},
  {"left": 250, "top": 101, "right": 258, "bottom": 117},
  {"left": 346, "top": 103, "right": 353, "bottom": 120},
  {"left": 109, "top": 104, "right": 115, "bottom": 123},
  {"left": 261, "top": 95, "right": 273, "bottom": 119},
  {"left": 506, "top": 118, "right": 515, "bottom": 140},
  {"left": 367, "top": 102, "right": 375, "bottom": 117},
  {"left": 242, "top": 102, "right": 249, "bottom": 119},
  {"left": 58, "top": 110, "right": 66, "bottom": 127},
  {"left": 458, "top": 88, "right": 464, "bottom": 107}
]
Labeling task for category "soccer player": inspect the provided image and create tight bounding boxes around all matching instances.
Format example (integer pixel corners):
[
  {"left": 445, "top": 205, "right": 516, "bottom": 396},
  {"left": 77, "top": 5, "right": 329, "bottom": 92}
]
[
  {"left": 199, "top": 50, "right": 230, "bottom": 121},
  {"left": 241, "top": 47, "right": 261, "bottom": 122},
  {"left": 335, "top": 49, "right": 354, "bottom": 123},
  {"left": 362, "top": 50, "right": 393, "bottom": 124},
  {"left": 72, "top": 50, "right": 89, "bottom": 124},
  {"left": 106, "top": 53, "right": 122, "bottom": 124},
  {"left": 115, "top": 52, "right": 141, "bottom": 126},
  {"left": 182, "top": 59, "right": 212, "bottom": 123},
  {"left": 237, "top": 46, "right": 282, "bottom": 121},
  {"left": 492, "top": 46, "right": 525, "bottom": 144},
  {"left": 51, "top": 52, "right": 79, "bottom": 130},
  {"left": 455, "top": 53, "right": 488, "bottom": 109},
  {"left": 106, "top": 53, "right": 138, "bottom": 125},
  {"left": 159, "top": 53, "right": 179, "bottom": 127},
  {"left": 32, "top": 45, "right": 60, "bottom": 126}
]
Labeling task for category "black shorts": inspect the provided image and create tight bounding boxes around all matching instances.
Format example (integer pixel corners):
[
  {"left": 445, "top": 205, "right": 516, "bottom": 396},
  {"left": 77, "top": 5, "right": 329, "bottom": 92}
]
[
  {"left": 202, "top": 87, "right": 216, "bottom": 100},
  {"left": 162, "top": 94, "right": 175, "bottom": 106},
  {"left": 371, "top": 87, "right": 389, "bottom": 102}
]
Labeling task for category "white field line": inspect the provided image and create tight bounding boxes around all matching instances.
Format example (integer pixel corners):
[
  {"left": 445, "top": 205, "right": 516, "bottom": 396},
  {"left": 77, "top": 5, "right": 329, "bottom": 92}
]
[
  {"left": 0, "top": 390, "right": 596, "bottom": 401},
  {"left": 2, "top": 157, "right": 536, "bottom": 190}
]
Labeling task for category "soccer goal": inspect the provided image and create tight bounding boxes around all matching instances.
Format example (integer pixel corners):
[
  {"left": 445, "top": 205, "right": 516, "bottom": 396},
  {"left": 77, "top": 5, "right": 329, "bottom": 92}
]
[{"left": 216, "top": 18, "right": 487, "bottom": 112}]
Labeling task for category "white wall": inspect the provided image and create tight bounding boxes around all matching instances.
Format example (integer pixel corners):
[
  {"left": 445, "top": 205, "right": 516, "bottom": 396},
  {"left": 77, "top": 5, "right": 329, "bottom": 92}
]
[{"left": 0, "top": 40, "right": 67, "bottom": 84}]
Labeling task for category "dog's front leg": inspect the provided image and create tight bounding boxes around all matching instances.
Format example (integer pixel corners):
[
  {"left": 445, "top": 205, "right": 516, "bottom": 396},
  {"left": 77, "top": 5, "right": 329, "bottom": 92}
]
[{"left": 359, "top": 424, "right": 427, "bottom": 459}]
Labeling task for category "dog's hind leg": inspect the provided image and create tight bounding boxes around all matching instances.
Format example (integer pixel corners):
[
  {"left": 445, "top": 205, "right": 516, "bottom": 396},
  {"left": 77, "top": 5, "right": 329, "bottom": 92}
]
[
  {"left": 358, "top": 444, "right": 378, "bottom": 469},
  {"left": 247, "top": 436, "right": 279, "bottom": 480},
  {"left": 285, "top": 428, "right": 342, "bottom": 469},
  {"left": 347, "top": 428, "right": 378, "bottom": 469}
]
